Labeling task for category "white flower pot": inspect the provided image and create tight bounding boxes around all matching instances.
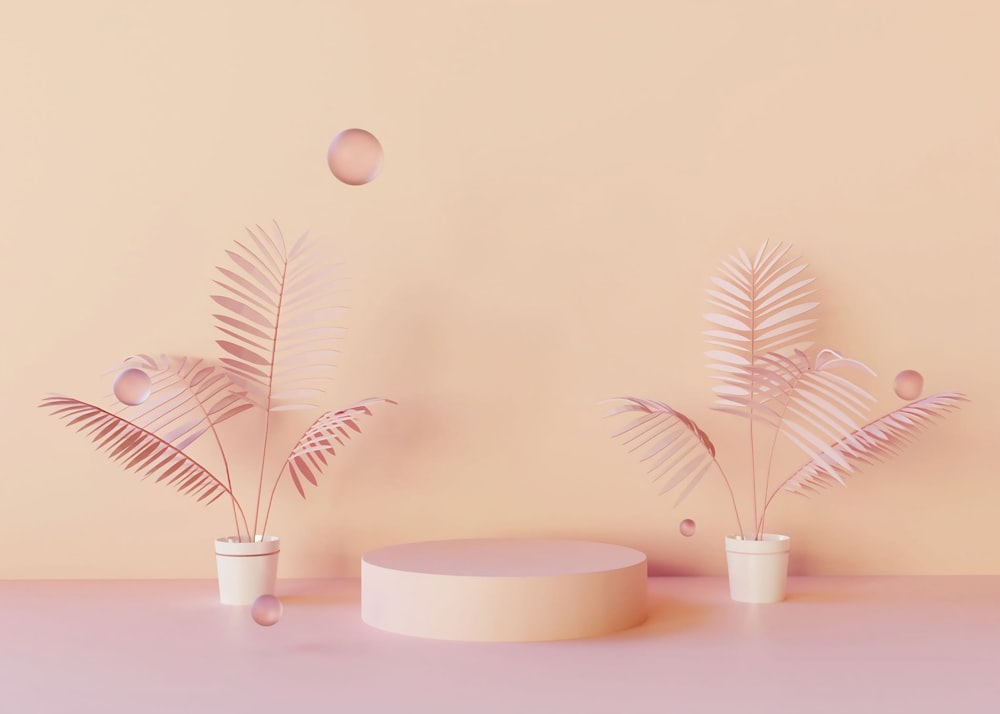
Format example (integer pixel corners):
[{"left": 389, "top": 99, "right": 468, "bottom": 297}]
[
  {"left": 725, "top": 533, "right": 790, "bottom": 604},
  {"left": 214, "top": 535, "right": 280, "bottom": 605}
]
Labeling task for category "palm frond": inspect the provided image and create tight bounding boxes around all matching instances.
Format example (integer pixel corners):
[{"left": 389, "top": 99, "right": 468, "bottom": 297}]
[
  {"left": 210, "top": 224, "right": 347, "bottom": 412},
  {"left": 38, "top": 395, "right": 234, "bottom": 505},
  {"left": 780, "top": 392, "right": 968, "bottom": 495},
  {"left": 721, "top": 348, "right": 879, "bottom": 484},
  {"left": 604, "top": 397, "right": 718, "bottom": 506},
  {"left": 283, "top": 398, "right": 397, "bottom": 497},
  {"left": 110, "top": 355, "right": 254, "bottom": 451},
  {"left": 705, "top": 241, "right": 819, "bottom": 411}
]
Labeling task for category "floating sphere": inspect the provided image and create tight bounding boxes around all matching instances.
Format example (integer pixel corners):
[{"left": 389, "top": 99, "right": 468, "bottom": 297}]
[
  {"left": 113, "top": 368, "right": 151, "bottom": 406},
  {"left": 327, "top": 128, "right": 383, "bottom": 185},
  {"left": 250, "top": 594, "right": 283, "bottom": 627},
  {"left": 894, "top": 370, "right": 924, "bottom": 401},
  {"left": 679, "top": 519, "right": 696, "bottom": 537}
]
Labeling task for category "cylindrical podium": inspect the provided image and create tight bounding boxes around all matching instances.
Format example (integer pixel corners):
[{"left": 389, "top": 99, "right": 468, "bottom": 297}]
[{"left": 361, "top": 538, "right": 648, "bottom": 642}]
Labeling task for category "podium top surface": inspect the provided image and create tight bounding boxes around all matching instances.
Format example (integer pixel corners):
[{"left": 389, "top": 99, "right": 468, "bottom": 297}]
[{"left": 361, "top": 538, "right": 647, "bottom": 577}]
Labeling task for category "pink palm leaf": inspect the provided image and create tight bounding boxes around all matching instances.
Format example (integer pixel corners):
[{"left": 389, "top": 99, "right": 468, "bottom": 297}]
[
  {"left": 210, "top": 223, "right": 348, "bottom": 534},
  {"left": 109, "top": 354, "right": 254, "bottom": 536},
  {"left": 210, "top": 224, "right": 346, "bottom": 413},
  {"left": 283, "top": 398, "right": 397, "bottom": 497},
  {"left": 705, "top": 241, "right": 818, "bottom": 411},
  {"left": 604, "top": 396, "right": 728, "bottom": 497},
  {"left": 258, "top": 397, "right": 396, "bottom": 534},
  {"left": 721, "top": 348, "right": 879, "bottom": 485},
  {"left": 110, "top": 354, "right": 254, "bottom": 451},
  {"left": 779, "top": 392, "right": 968, "bottom": 496},
  {"left": 38, "top": 396, "right": 236, "bottom": 506},
  {"left": 605, "top": 397, "right": 743, "bottom": 532}
]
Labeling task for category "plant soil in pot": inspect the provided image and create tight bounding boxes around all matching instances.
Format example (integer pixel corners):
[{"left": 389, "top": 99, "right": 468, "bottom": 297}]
[
  {"left": 215, "top": 535, "right": 281, "bottom": 605},
  {"left": 725, "top": 534, "right": 790, "bottom": 604}
]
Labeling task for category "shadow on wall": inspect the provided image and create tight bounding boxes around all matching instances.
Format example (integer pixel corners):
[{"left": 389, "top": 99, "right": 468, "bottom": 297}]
[{"left": 788, "top": 545, "right": 811, "bottom": 576}]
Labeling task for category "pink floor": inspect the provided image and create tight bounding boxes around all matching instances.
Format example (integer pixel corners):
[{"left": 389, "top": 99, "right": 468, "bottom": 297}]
[{"left": 1, "top": 577, "right": 997, "bottom": 713}]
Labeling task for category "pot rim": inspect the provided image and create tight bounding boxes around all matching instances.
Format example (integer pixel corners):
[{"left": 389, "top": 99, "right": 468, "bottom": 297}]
[
  {"left": 215, "top": 534, "right": 280, "bottom": 556},
  {"left": 725, "top": 533, "right": 790, "bottom": 555}
]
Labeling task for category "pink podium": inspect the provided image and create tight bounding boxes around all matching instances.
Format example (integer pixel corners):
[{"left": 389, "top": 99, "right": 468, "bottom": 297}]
[{"left": 361, "top": 538, "right": 648, "bottom": 642}]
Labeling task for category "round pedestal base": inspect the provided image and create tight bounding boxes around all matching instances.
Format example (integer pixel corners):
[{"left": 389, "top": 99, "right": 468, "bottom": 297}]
[{"left": 361, "top": 538, "right": 648, "bottom": 642}]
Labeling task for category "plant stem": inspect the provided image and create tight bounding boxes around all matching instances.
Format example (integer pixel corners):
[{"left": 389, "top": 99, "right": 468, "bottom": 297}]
[
  {"left": 759, "top": 481, "right": 784, "bottom": 525},
  {"left": 210, "top": 416, "right": 248, "bottom": 541},
  {"left": 749, "top": 418, "right": 758, "bottom": 539},
  {"left": 747, "top": 256, "right": 760, "bottom": 540},
  {"left": 259, "top": 461, "right": 288, "bottom": 538},
  {"left": 184, "top": 369, "right": 249, "bottom": 541},
  {"left": 714, "top": 460, "right": 745, "bottom": 539},
  {"left": 64, "top": 397, "right": 246, "bottom": 525},
  {"left": 758, "top": 427, "right": 782, "bottom": 539},
  {"left": 251, "top": 412, "right": 273, "bottom": 539},
  {"left": 252, "top": 241, "right": 289, "bottom": 539},
  {"left": 755, "top": 365, "right": 806, "bottom": 538},
  {"left": 147, "top": 363, "right": 252, "bottom": 541}
]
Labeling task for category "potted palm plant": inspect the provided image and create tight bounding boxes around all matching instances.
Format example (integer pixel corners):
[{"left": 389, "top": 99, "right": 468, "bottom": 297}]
[
  {"left": 605, "top": 242, "right": 966, "bottom": 603},
  {"left": 41, "top": 224, "right": 395, "bottom": 604}
]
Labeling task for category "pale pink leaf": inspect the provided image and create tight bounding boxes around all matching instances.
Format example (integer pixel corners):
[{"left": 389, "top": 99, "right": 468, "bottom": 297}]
[
  {"left": 757, "top": 302, "right": 819, "bottom": 331},
  {"left": 214, "top": 314, "right": 271, "bottom": 340},
  {"left": 219, "top": 358, "right": 269, "bottom": 379},
  {"left": 213, "top": 403, "right": 254, "bottom": 425},
  {"left": 211, "top": 296, "right": 273, "bottom": 329},
  {"left": 225, "top": 250, "right": 277, "bottom": 293},
  {"left": 656, "top": 447, "right": 705, "bottom": 491},
  {"left": 215, "top": 326, "right": 268, "bottom": 352},
  {"left": 189, "top": 366, "right": 214, "bottom": 387},
  {"left": 781, "top": 393, "right": 967, "bottom": 495},
  {"left": 646, "top": 435, "right": 695, "bottom": 473},
  {"left": 705, "top": 313, "right": 749, "bottom": 331},
  {"left": 38, "top": 396, "right": 233, "bottom": 504},
  {"left": 818, "top": 357, "right": 877, "bottom": 376},
  {"left": 280, "top": 399, "right": 395, "bottom": 497},
  {"left": 705, "top": 350, "right": 749, "bottom": 366},
  {"left": 708, "top": 277, "right": 751, "bottom": 304},
  {"left": 174, "top": 427, "right": 211, "bottom": 452},
  {"left": 756, "top": 319, "right": 817, "bottom": 343},
  {"left": 244, "top": 226, "right": 284, "bottom": 277},
  {"left": 718, "top": 259, "right": 751, "bottom": 289},
  {"left": 217, "top": 266, "right": 276, "bottom": 306},
  {"left": 610, "top": 412, "right": 660, "bottom": 439},
  {"left": 288, "top": 463, "right": 306, "bottom": 498},
  {"left": 756, "top": 277, "right": 815, "bottom": 313},
  {"left": 288, "top": 230, "right": 312, "bottom": 260},
  {"left": 218, "top": 340, "right": 271, "bottom": 366},
  {"left": 703, "top": 329, "right": 750, "bottom": 343},
  {"left": 671, "top": 461, "right": 713, "bottom": 505},
  {"left": 208, "top": 393, "right": 243, "bottom": 415},
  {"left": 212, "top": 280, "right": 273, "bottom": 314}
]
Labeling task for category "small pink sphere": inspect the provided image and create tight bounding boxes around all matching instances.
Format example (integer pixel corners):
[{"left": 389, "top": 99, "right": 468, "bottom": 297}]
[
  {"left": 113, "top": 368, "right": 151, "bottom": 406},
  {"left": 327, "top": 128, "right": 383, "bottom": 185},
  {"left": 894, "top": 370, "right": 924, "bottom": 401},
  {"left": 250, "top": 594, "right": 282, "bottom": 627},
  {"left": 679, "top": 519, "right": 696, "bottom": 537}
]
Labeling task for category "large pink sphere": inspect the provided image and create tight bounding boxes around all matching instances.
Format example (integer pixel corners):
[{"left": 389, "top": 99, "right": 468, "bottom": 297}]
[
  {"left": 679, "top": 519, "right": 697, "bottom": 537},
  {"left": 250, "top": 594, "right": 283, "bottom": 627},
  {"left": 894, "top": 370, "right": 924, "bottom": 401},
  {"left": 113, "top": 368, "right": 151, "bottom": 406},
  {"left": 327, "top": 128, "right": 383, "bottom": 185}
]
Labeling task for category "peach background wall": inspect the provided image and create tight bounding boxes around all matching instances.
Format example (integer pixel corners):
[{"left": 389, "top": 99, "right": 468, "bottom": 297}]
[{"left": 2, "top": 1, "right": 997, "bottom": 578}]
